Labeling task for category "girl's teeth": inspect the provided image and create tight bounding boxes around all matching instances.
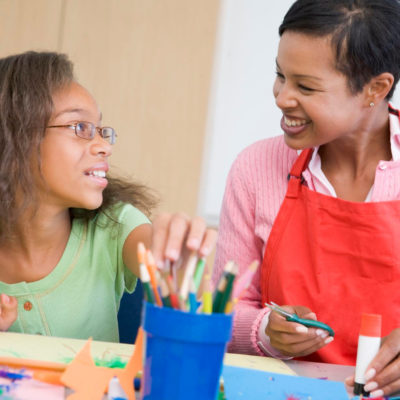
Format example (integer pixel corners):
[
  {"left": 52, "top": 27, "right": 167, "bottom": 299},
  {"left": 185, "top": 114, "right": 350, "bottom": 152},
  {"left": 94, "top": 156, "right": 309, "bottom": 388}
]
[{"left": 88, "top": 170, "right": 106, "bottom": 177}]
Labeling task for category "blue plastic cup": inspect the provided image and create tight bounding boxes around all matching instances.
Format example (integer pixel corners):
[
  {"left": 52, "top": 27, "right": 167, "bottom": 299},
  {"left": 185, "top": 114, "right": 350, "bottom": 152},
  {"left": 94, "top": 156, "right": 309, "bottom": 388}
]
[{"left": 141, "top": 302, "right": 233, "bottom": 400}]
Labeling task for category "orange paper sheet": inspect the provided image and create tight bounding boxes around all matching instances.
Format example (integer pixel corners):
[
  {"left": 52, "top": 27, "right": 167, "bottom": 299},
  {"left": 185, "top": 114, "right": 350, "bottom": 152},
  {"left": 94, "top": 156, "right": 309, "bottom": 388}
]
[{"left": 61, "top": 328, "right": 144, "bottom": 400}]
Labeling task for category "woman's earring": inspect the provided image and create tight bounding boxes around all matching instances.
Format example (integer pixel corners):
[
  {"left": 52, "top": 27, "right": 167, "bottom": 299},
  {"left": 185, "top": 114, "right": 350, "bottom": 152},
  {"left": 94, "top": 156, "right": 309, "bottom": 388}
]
[{"left": 369, "top": 102, "right": 375, "bottom": 107}]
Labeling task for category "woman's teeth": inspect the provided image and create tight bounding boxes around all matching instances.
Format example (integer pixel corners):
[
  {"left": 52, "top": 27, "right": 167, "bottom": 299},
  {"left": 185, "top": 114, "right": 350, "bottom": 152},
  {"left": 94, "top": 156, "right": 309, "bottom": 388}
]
[{"left": 284, "top": 117, "right": 307, "bottom": 127}]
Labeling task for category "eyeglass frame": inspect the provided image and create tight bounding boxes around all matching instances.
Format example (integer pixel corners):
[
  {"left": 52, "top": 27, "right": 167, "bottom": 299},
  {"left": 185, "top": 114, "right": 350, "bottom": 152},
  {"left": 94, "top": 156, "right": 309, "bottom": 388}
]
[{"left": 47, "top": 121, "right": 117, "bottom": 145}]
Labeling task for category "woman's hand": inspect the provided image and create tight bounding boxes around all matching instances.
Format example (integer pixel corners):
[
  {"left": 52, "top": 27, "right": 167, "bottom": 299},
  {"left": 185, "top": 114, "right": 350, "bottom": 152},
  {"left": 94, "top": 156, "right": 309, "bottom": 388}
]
[
  {"left": 150, "top": 213, "right": 217, "bottom": 268},
  {"left": 266, "top": 305, "right": 334, "bottom": 358},
  {"left": 0, "top": 294, "right": 17, "bottom": 331},
  {"left": 345, "top": 328, "right": 400, "bottom": 398}
]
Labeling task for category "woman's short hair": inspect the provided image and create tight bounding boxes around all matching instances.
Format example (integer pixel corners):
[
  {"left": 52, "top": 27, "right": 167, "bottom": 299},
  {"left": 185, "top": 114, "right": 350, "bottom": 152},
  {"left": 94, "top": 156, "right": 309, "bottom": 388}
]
[{"left": 279, "top": 0, "right": 400, "bottom": 99}]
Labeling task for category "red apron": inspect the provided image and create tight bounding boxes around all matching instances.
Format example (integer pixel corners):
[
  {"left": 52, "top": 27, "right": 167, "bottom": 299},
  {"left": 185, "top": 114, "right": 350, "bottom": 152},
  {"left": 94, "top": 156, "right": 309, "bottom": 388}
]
[{"left": 260, "top": 135, "right": 400, "bottom": 365}]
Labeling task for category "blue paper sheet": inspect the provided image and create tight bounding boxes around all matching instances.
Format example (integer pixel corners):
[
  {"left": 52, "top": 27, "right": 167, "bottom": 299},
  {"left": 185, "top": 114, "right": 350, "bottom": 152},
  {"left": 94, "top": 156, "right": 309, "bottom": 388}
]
[{"left": 222, "top": 365, "right": 348, "bottom": 400}]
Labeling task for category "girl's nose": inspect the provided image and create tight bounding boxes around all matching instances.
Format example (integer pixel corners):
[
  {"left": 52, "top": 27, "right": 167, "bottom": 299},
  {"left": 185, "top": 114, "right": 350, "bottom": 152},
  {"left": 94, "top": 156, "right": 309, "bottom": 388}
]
[{"left": 90, "top": 134, "right": 113, "bottom": 157}]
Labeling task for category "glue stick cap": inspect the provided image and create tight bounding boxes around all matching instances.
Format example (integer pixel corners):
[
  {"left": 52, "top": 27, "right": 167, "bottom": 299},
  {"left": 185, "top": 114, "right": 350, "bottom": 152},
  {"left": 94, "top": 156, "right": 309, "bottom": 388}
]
[{"left": 360, "top": 313, "right": 382, "bottom": 337}]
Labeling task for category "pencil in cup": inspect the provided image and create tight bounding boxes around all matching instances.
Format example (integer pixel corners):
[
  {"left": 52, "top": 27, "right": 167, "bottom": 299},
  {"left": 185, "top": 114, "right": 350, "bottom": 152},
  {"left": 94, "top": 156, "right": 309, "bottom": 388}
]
[{"left": 212, "top": 261, "right": 238, "bottom": 313}]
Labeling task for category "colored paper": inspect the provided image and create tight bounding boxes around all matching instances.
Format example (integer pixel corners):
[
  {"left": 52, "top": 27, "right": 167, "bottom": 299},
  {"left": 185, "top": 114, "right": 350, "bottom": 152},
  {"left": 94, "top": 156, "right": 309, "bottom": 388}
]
[
  {"left": 61, "top": 328, "right": 143, "bottom": 400},
  {"left": 0, "top": 332, "right": 133, "bottom": 365},
  {"left": 222, "top": 365, "right": 348, "bottom": 400},
  {"left": 0, "top": 377, "right": 64, "bottom": 400},
  {"left": 224, "top": 353, "right": 296, "bottom": 376}
]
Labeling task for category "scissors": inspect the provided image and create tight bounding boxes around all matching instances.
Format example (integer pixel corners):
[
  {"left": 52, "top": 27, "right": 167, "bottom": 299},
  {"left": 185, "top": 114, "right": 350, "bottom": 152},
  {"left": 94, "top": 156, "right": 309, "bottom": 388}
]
[{"left": 265, "top": 301, "right": 335, "bottom": 337}]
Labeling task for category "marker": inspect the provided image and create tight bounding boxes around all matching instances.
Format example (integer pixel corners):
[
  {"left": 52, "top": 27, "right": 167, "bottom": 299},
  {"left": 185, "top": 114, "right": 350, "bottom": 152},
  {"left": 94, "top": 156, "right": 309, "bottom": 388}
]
[{"left": 354, "top": 313, "right": 382, "bottom": 396}]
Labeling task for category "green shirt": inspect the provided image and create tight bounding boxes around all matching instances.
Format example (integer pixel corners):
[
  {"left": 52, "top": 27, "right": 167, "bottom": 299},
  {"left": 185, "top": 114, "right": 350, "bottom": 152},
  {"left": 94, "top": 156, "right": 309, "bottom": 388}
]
[{"left": 0, "top": 203, "right": 149, "bottom": 342}]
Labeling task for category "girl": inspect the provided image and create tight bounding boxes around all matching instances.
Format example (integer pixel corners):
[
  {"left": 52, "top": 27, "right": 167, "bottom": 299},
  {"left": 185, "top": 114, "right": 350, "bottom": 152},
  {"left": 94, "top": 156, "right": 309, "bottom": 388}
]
[
  {"left": 0, "top": 51, "right": 216, "bottom": 342},
  {"left": 214, "top": 0, "right": 400, "bottom": 397}
]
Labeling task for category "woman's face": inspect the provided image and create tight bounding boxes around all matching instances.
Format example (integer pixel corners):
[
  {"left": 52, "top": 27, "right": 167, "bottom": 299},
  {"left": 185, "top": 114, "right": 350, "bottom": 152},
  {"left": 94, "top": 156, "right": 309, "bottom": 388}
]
[
  {"left": 38, "top": 82, "right": 112, "bottom": 211},
  {"left": 273, "top": 31, "right": 368, "bottom": 150}
]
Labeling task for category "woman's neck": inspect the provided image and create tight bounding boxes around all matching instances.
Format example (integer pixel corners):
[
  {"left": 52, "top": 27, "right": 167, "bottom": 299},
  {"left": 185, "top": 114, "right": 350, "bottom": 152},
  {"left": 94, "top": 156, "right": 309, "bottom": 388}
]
[{"left": 319, "top": 105, "right": 391, "bottom": 201}]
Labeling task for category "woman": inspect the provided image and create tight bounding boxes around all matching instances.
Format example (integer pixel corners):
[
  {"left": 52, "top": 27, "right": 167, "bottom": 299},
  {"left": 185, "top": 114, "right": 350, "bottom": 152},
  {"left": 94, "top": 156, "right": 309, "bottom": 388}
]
[{"left": 214, "top": 0, "right": 400, "bottom": 397}]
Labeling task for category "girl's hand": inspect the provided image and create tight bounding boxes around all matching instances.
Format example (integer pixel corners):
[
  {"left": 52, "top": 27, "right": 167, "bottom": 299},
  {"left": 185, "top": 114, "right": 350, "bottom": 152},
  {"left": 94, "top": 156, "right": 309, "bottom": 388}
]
[
  {"left": 0, "top": 294, "right": 17, "bottom": 331},
  {"left": 265, "top": 305, "right": 334, "bottom": 358},
  {"left": 345, "top": 328, "right": 400, "bottom": 398},
  {"left": 151, "top": 213, "right": 217, "bottom": 268}
]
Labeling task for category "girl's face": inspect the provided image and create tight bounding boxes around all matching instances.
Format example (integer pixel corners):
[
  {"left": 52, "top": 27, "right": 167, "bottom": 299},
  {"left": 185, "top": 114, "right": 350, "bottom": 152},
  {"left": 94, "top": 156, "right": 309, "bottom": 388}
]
[
  {"left": 273, "top": 31, "right": 368, "bottom": 150},
  {"left": 38, "top": 82, "right": 112, "bottom": 211}
]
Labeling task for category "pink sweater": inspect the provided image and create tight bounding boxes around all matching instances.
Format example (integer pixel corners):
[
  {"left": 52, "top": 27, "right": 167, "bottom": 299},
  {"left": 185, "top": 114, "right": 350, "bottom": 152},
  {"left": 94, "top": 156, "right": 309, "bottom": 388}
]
[{"left": 213, "top": 118, "right": 400, "bottom": 356}]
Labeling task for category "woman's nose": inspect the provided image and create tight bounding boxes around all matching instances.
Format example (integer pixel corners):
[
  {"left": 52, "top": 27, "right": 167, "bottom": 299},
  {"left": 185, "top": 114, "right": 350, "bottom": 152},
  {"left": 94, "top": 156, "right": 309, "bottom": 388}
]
[{"left": 273, "top": 79, "right": 298, "bottom": 110}]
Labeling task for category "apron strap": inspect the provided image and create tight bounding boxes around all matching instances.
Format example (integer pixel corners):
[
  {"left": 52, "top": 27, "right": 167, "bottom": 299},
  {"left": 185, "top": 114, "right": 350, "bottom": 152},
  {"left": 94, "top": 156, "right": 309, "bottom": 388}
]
[
  {"left": 286, "top": 148, "right": 313, "bottom": 198},
  {"left": 288, "top": 148, "right": 313, "bottom": 179}
]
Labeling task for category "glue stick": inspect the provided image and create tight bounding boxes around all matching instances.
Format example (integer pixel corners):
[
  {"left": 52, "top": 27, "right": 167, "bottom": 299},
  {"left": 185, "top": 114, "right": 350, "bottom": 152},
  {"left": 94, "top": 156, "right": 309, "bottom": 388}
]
[{"left": 354, "top": 313, "right": 382, "bottom": 396}]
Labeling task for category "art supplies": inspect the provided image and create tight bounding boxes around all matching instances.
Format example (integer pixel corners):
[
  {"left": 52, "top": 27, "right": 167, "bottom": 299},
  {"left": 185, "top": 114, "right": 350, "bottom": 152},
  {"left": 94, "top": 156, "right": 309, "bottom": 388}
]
[
  {"left": 179, "top": 251, "right": 198, "bottom": 301},
  {"left": 222, "top": 365, "right": 348, "bottom": 400},
  {"left": 266, "top": 301, "right": 335, "bottom": 337},
  {"left": 139, "top": 262, "right": 155, "bottom": 305},
  {"left": 145, "top": 250, "right": 163, "bottom": 307},
  {"left": 141, "top": 302, "right": 233, "bottom": 400},
  {"left": 202, "top": 273, "right": 213, "bottom": 314},
  {"left": 213, "top": 261, "right": 238, "bottom": 313},
  {"left": 354, "top": 313, "right": 382, "bottom": 396},
  {"left": 193, "top": 258, "right": 206, "bottom": 291},
  {"left": 231, "top": 260, "right": 259, "bottom": 300}
]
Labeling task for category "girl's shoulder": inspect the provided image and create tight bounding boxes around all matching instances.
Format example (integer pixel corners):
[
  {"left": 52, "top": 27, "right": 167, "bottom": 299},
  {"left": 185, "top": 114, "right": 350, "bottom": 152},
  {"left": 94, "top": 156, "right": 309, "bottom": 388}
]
[{"left": 95, "top": 202, "right": 150, "bottom": 227}]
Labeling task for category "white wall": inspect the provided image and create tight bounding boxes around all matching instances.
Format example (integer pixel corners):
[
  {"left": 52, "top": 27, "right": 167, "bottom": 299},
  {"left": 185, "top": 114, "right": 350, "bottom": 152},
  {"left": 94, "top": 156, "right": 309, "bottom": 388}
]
[{"left": 198, "top": 0, "right": 400, "bottom": 226}]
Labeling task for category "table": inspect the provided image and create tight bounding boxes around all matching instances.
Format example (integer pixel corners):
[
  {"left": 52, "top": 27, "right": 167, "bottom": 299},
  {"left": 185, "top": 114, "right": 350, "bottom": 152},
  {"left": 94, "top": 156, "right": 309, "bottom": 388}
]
[{"left": 0, "top": 332, "right": 359, "bottom": 399}]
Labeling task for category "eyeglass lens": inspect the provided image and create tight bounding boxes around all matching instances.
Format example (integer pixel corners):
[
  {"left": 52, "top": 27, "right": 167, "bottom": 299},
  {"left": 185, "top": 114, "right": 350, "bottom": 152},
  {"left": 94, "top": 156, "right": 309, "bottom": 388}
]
[{"left": 75, "top": 122, "right": 116, "bottom": 144}]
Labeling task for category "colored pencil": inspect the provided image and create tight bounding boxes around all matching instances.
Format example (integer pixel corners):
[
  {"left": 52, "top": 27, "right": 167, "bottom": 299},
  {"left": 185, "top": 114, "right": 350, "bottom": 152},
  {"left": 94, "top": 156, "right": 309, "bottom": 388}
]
[
  {"left": 179, "top": 252, "right": 198, "bottom": 301},
  {"left": 217, "top": 262, "right": 238, "bottom": 313},
  {"left": 145, "top": 250, "right": 163, "bottom": 307},
  {"left": 212, "top": 261, "right": 235, "bottom": 313},
  {"left": 202, "top": 274, "right": 213, "bottom": 314},
  {"left": 188, "top": 280, "right": 198, "bottom": 313},
  {"left": 159, "top": 275, "right": 172, "bottom": 308},
  {"left": 231, "top": 260, "right": 259, "bottom": 300},
  {"left": 193, "top": 258, "right": 206, "bottom": 292},
  {"left": 140, "top": 262, "right": 155, "bottom": 304}
]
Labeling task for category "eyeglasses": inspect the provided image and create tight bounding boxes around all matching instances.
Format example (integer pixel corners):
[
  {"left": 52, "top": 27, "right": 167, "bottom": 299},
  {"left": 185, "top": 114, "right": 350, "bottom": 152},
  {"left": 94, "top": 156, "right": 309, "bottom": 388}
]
[{"left": 47, "top": 121, "right": 117, "bottom": 145}]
